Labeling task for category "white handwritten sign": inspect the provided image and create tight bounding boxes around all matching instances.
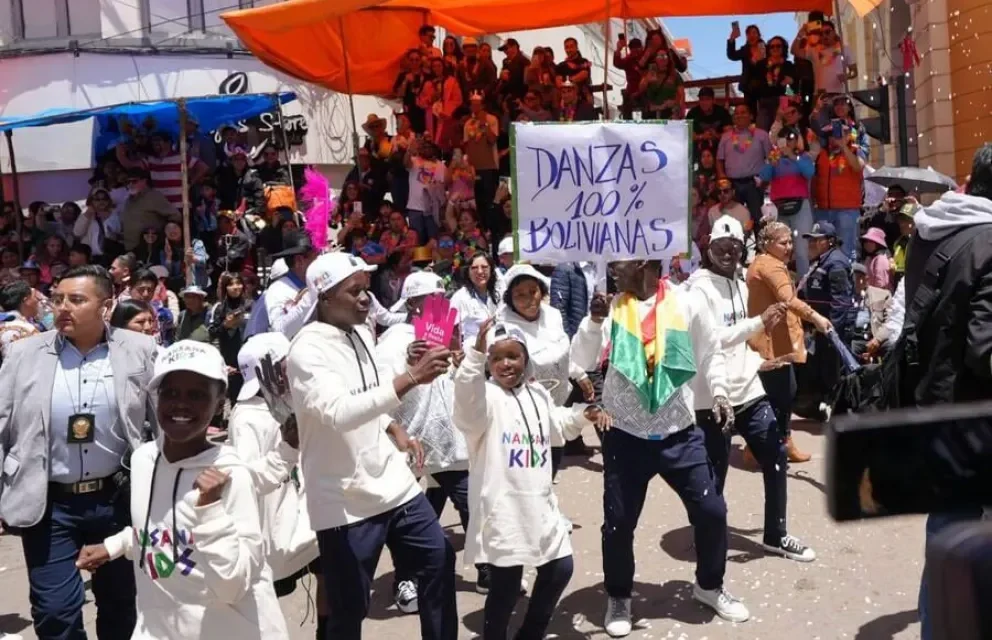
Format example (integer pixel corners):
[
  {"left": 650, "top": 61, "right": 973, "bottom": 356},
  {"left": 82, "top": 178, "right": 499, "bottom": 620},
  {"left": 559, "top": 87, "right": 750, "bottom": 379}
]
[{"left": 511, "top": 121, "right": 691, "bottom": 264}]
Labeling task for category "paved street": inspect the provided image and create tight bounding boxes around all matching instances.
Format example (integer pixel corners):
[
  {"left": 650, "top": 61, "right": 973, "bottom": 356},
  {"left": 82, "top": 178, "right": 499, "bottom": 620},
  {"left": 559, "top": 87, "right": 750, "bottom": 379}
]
[{"left": 0, "top": 422, "right": 924, "bottom": 639}]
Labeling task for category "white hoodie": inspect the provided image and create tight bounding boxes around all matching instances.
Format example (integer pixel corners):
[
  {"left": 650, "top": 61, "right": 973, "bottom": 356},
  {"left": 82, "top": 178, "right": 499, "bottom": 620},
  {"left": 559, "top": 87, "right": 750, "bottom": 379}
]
[
  {"left": 102, "top": 441, "right": 288, "bottom": 640},
  {"left": 452, "top": 346, "right": 591, "bottom": 568},
  {"left": 376, "top": 323, "right": 469, "bottom": 476},
  {"left": 228, "top": 397, "right": 319, "bottom": 581},
  {"left": 913, "top": 191, "right": 992, "bottom": 241},
  {"left": 570, "top": 281, "right": 727, "bottom": 440},
  {"left": 683, "top": 268, "right": 766, "bottom": 409},
  {"left": 287, "top": 322, "right": 421, "bottom": 530},
  {"left": 497, "top": 304, "right": 587, "bottom": 447}
]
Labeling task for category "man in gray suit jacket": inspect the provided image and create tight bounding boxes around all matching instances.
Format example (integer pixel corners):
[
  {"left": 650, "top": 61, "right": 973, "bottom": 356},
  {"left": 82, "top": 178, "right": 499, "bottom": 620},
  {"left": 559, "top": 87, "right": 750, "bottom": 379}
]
[{"left": 0, "top": 265, "right": 158, "bottom": 640}]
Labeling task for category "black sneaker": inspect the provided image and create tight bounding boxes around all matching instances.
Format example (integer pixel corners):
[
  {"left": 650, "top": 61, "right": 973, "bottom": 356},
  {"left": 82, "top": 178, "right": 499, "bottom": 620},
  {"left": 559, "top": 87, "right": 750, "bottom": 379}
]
[
  {"left": 762, "top": 534, "right": 816, "bottom": 562},
  {"left": 476, "top": 565, "right": 491, "bottom": 594}
]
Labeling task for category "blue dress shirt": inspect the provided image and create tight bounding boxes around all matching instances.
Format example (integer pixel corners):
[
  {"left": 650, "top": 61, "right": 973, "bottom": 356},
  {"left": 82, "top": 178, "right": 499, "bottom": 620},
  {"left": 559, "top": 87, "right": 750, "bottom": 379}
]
[{"left": 49, "top": 339, "right": 127, "bottom": 483}]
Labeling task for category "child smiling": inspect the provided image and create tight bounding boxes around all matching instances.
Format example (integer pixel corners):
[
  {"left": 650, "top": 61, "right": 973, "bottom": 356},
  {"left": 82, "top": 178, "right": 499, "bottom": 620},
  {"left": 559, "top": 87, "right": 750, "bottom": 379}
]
[
  {"left": 453, "top": 319, "right": 610, "bottom": 638},
  {"left": 76, "top": 341, "right": 288, "bottom": 639}
]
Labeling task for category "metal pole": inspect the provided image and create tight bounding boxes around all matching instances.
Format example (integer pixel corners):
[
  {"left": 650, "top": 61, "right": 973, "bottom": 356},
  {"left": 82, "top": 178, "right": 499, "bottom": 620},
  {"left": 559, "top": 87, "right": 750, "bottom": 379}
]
[
  {"left": 338, "top": 16, "right": 361, "bottom": 163},
  {"left": 177, "top": 99, "right": 193, "bottom": 286},
  {"left": 5, "top": 131, "right": 24, "bottom": 260},
  {"left": 272, "top": 93, "right": 296, "bottom": 195},
  {"left": 895, "top": 74, "right": 910, "bottom": 166},
  {"left": 832, "top": 0, "right": 853, "bottom": 96},
  {"left": 602, "top": 7, "right": 611, "bottom": 120}
]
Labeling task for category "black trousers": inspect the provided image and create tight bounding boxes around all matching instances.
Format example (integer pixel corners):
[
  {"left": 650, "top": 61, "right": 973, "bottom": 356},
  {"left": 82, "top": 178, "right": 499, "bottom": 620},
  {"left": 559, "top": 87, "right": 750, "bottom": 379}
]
[
  {"left": 697, "top": 397, "right": 788, "bottom": 545},
  {"left": 483, "top": 555, "right": 573, "bottom": 640}
]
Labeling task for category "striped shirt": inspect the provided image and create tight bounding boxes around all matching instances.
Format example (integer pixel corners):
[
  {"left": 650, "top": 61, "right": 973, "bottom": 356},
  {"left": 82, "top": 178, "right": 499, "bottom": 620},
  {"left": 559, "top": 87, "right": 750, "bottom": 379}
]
[{"left": 146, "top": 153, "right": 199, "bottom": 207}]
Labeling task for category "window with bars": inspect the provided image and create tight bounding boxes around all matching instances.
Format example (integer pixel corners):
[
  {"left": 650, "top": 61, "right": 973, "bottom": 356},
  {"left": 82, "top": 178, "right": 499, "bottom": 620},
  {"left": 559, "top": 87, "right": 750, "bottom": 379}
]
[
  {"left": 4, "top": 0, "right": 286, "bottom": 45},
  {"left": 10, "top": 0, "right": 101, "bottom": 40}
]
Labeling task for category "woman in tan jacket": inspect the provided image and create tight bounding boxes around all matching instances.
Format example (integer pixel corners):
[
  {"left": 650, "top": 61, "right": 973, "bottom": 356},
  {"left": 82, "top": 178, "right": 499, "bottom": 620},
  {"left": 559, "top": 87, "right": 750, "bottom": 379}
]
[{"left": 746, "top": 222, "right": 832, "bottom": 463}]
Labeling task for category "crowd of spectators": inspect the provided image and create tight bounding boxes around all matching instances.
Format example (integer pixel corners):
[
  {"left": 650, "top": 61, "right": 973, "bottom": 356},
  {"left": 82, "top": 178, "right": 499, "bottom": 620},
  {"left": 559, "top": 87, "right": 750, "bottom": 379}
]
[{"left": 0, "top": 16, "right": 907, "bottom": 415}]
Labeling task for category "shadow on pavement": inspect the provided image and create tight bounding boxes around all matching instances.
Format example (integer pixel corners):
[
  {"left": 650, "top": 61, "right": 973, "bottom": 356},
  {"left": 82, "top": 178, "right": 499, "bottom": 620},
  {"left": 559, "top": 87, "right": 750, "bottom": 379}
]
[
  {"left": 788, "top": 469, "right": 827, "bottom": 494},
  {"left": 659, "top": 525, "right": 769, "bottom": 564},
  {"left": 459, "top": 579, "right": 716, "bottom": 637},
  {"left": 789, "top": 418, "right": 823, "bottom": 436},
  {"left": 854, "top": 609, "right": 918, "bottom": 639},
  {"left": 0, "top": 613, "right": 32, "bottom": 634}
]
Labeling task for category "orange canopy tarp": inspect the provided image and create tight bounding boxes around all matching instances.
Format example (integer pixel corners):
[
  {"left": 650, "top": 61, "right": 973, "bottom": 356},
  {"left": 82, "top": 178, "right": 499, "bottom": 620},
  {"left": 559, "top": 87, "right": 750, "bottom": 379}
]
[{"left": 223, "top": 0, "right": 832, "bottom": 96}]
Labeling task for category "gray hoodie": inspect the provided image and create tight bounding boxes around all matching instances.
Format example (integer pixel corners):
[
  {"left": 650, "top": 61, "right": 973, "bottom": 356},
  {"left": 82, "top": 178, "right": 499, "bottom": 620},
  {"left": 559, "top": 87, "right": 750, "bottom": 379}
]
[{"left": 914, "top": 191, "right": 992, "bottom": 241}]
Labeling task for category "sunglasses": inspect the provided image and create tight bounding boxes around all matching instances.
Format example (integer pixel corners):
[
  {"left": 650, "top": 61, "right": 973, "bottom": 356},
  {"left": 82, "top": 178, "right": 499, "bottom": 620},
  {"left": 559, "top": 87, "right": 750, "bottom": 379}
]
[{"left": 438, "top": 239, "right": 454, "bottom": 248}]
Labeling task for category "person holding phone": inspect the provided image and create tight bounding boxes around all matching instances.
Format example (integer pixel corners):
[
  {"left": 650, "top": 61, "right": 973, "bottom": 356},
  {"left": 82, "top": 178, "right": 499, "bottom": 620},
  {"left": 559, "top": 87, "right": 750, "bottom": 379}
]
[
  {"left": 726, "top": 22, "right": 766, "bottom": 112},
  {"left": 751, "top": 35, "right": 796, "bottom": 131},
  {"left": 811, "top": 95, "right": 869, "bottom": 259},
  {"left": 209, "top": 271, "right": 253, "bottom": 405},
  {"left": 286, "top": 252, "right": 458, "bottom": 638},
  {"left": 613, "top": 34, "right": 645, "bottom": 120},
  {"left": 792, "top": 18, "right": 856, "bottom": 95}
]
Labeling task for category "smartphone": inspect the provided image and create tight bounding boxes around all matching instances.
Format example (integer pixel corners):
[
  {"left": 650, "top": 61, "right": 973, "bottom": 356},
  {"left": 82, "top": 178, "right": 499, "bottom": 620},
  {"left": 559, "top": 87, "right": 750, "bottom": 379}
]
[
  {"left": 832, "top": 119, "right": 844, "bottom": 139},
  {"left": 826, "top": 400, "right": 992, "bottom": 522},
  {"left": 731, "top": 20, "right": 740, "bottom": 31},
  {"left": 618, "top": 32, "right": 626, "bottom": 41},
  {"left": 807, "top": 19, "right": 822, "bottom": 32},
  {"left": 354, "top": 202, "right": 363, "bottom": 215}
]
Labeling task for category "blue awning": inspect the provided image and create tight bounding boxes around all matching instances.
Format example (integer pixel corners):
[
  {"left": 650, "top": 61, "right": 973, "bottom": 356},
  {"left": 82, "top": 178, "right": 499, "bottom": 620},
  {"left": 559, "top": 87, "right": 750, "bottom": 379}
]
[{"left": 0, "top": 92, "right": 296, "bottom": 133}]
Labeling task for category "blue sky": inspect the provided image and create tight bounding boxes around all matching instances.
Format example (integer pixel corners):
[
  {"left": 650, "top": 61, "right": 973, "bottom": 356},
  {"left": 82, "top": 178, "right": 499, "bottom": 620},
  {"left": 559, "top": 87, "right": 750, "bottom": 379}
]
[{"left": 665, "top": 13, "right": 800, "bottom": 78}]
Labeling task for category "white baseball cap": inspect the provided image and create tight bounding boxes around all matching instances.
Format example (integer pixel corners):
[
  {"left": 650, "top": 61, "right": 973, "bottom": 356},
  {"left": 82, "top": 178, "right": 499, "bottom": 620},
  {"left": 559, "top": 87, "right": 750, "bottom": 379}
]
[
  {"left": 389, "top": 271, "right": 446, "bottom": 312},
  {"left": 237, "top": 332, "right": 291, "bottom": 402},
  {"left": 709, "top": 215, "right": 745, "bottom": 244},
  {"left": 180, "top": 285, "right": 208, "bottom": 298},
  {"left": 303, "top": 252, "right": 377, "bottom": 322},
  {"left": 149, "top": 340, "right": 228, "bottom": 392},
  {"left": 307, "top": 252, "right": 377, "bottom": 298},
  {"left": 269, "top": 258, "right": 289, "bottom": 281},
  {"left": 498, "top": 236, "right": 515, "bottom": 256},
  {"left": 149, "top": 265, "right": 169, "bottom": 280}
]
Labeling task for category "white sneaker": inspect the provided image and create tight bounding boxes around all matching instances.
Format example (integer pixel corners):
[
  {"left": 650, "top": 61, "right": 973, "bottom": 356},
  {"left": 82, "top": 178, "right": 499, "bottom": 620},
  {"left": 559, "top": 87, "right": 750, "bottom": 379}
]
[
  {"left": 394, "top": 579, "right": 418, "bottom": 614},
  {"left": 1, "top": 634, "right": 25, "bottom": 640},
  {"left": 763, "top": 534, "right": 817, "bottom": 563},
  {"left": 604, "top": 596, "right": 632, "bottom": 637},
  {"left": 692, "top": 584, "right": 750, "bottom": 622}
]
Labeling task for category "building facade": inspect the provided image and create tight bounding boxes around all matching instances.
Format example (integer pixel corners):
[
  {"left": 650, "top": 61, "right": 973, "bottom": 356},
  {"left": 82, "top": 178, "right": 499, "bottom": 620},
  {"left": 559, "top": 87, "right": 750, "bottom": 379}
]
[
  {"left": 0, "top": 0, "right": 676, "bottom": 204},
  {"left": 0, "top": 0, "right": 396, "bottom": 204}
]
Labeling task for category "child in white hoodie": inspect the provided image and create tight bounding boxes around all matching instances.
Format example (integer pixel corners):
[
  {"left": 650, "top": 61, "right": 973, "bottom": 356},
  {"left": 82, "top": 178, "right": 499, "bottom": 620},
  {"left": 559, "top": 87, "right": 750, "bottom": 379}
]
[
  {"left": 684, "top": 215, "right": 816, "bottom": 564},
  {"left": 75, "top": 340, "right": 288, "bottom": 640},
  {"left": 453, "top": 319, "right": 611, "bottom": 639},
  {"left": 228, "top": 332, "right": 326, "bottom": 638}
]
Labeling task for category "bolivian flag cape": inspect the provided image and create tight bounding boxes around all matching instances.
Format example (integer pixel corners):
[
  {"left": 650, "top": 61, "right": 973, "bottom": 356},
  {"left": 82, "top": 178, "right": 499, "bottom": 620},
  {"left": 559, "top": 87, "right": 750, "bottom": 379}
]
[{"left": 609, "top": 279, "right": 697, "bottom": 413}]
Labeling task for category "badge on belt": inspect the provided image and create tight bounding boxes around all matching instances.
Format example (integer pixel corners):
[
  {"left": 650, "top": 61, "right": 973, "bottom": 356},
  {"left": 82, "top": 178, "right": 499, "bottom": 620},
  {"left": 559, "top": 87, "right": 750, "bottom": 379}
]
[{"left": 67, "top": 413, "right": 96, "bottom": 443}]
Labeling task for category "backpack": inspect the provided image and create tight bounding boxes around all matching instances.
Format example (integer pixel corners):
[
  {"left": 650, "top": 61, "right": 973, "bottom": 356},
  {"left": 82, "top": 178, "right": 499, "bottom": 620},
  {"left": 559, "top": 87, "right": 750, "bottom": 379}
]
[
  {"left": 264, "top": 184, "right": 297, "bottom": 215},
  {"left": 832, "top": 225, "right": 992, "bottom": 414}
]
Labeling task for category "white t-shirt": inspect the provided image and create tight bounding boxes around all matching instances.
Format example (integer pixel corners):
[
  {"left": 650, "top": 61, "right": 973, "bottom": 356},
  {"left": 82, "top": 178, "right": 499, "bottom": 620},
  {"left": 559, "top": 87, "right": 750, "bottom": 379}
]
[
  {"left": 406, "top": 158, "right": 446, "bottom": 213},
  {"left": 799, "top": 44, "right": 854, "bottom": 95}
]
